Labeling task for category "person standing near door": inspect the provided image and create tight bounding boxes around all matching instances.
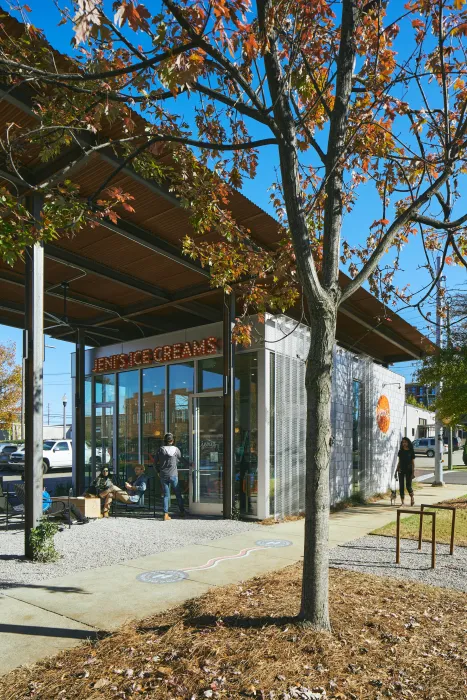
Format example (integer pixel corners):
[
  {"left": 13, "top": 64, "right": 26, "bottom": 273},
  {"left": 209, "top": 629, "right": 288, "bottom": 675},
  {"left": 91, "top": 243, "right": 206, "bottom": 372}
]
[{"left": 154, "top": 433, "right": 187, "bottom": 520}]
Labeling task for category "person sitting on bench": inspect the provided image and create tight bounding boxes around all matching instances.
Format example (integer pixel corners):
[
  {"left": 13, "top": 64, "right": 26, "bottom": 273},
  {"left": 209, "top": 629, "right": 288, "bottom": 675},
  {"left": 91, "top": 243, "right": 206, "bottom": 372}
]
[
  {"left": 89, "top": 466, "right": 149, "bottom": 516},
  {"left": 124, "top": 464, "right": 147, "bottom": 504},
  {"left": 43, "top": 486, "right": 52, "bottom": 513},
  {"left": 42, "top": 484, "right": 89, "bottom": 524},
  {"left": 89, "top": 467, "right": 128, "bottom": 516}
]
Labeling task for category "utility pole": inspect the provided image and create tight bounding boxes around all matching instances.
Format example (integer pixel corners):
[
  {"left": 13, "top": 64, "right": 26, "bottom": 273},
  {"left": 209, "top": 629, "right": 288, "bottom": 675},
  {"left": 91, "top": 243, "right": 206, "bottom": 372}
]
[
  {"left": 62, "top": 394, "right": 67, "bottom": 439},
  {"left": 433, "top": 256, "right": 445, "bottom": 486}
]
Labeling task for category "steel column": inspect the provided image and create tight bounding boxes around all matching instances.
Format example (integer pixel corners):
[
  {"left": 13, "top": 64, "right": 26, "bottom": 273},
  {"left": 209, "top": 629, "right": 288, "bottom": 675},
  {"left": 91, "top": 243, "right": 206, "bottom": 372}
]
[
  {"left": 24, "top": 196, "right": 44, "bottom": 558},
  {"left": 73, "top": 328, "right": 86, "bottom": 495},
  {"left": 222, "top": 292, "right": 235, "bottom": 519}
]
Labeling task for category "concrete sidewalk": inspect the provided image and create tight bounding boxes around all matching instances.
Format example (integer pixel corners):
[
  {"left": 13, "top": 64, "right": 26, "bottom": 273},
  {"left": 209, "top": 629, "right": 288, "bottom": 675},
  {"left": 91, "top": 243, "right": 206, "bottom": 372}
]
[{"left": 1, "top": 482, "right": 465, "bottom": 676}]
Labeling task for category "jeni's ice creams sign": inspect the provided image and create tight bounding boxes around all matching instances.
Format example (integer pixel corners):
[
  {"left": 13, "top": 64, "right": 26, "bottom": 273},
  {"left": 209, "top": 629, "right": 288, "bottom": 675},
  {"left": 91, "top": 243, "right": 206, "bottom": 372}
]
[
  {"left": 92, "top": 337, "right": 219, "bottom": 373},
  {"left": 376, "top": 395, "right": 390, "bottom": 433}
]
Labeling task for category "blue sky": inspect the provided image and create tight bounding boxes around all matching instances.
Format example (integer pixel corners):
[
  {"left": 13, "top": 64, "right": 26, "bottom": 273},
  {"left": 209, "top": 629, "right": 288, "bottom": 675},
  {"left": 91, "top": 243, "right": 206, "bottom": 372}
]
[
  {"left": 1, "top": 0, "right": 466, "bottom": 417},
  {"left": 0, "top": 326, "right": 73, "bottom": 426}
]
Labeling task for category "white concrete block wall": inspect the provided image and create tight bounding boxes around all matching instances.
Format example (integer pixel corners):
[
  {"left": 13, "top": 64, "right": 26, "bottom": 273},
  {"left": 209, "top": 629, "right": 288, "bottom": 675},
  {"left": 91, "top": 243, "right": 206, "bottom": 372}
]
[
  {"left": 365, "top": 364, "right": 406, "bottom": 497},
  {"left": 329, "top": 353, "right": 405, "bottom": 503}
]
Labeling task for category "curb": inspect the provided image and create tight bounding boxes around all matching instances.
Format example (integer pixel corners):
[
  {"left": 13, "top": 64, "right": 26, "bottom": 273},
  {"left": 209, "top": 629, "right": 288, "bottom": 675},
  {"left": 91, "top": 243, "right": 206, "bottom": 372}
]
[{"left": 414, "top": 472, "right": 435, "bottom": 482}]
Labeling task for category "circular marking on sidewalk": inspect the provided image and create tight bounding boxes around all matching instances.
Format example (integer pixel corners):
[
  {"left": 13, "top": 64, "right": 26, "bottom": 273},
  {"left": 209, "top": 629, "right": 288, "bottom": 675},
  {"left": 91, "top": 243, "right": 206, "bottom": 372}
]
[
  {"left": 255, "top": 539, "right": 293, "bottom": 548},
  {"left": 136, "top": 570, "right": 188, "bottom": 585}
]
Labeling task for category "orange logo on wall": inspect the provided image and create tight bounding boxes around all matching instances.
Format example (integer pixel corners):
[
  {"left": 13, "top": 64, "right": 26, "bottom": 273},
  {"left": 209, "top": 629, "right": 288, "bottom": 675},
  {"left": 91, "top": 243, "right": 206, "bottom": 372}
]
[{"left": 376, "top": 395, "right": 390, "bottom": 433}]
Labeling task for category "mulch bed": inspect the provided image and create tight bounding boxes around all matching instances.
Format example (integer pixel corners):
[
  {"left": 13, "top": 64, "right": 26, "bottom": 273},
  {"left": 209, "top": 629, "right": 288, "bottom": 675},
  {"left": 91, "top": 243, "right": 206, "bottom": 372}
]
[
  {"left": 2, "top": 565, "right": 467, "bottom": 699},
  {"left": 439, "top": 495, "right": 467, "bottom": 510}
]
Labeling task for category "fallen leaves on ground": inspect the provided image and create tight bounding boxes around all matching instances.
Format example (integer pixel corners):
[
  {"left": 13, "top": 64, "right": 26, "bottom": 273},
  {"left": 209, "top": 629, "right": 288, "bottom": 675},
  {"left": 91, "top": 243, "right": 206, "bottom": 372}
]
[{"left": 1, "top": 565, "right": 467, "bottom": 699}]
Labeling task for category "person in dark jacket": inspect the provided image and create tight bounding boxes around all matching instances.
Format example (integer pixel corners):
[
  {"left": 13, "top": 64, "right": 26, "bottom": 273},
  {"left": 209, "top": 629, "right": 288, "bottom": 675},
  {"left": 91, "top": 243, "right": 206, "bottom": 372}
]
[
  {"left": 395, "top": 437, "right": 416, "bottom": 506},
  {"left": 154, "top": 433, "right": 188, "bottom": 520},
  {"left": 91, "top": 466, "right": 131, "bottom": 516}
]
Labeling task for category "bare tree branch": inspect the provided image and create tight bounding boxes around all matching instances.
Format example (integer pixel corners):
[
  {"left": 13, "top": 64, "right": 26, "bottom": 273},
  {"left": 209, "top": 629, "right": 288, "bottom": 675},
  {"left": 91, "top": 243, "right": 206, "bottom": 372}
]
[
  {"left": 90, "top": 134, "right": 278, "bottom": 202},
  {"left": 321, "top": 0, "right": 357, "bottom": 298},
  {"left": 340, "top": 167, "right": 453, "bottom": 305},
  {"left": 0, "top": 41, "right": 199, "bottom": 81},
  {"left": 412, "top": 212, "right": 467, "bottom": 230}
]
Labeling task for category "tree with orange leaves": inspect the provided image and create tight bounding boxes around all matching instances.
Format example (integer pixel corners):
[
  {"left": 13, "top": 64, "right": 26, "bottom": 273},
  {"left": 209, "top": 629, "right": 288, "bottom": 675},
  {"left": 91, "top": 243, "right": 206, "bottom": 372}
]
[
  {"left": 0, "top": 342, "right": 21, "bottom": 436},
  {"left": 2, "top": 0, "right": 467, "bottom": 630}
]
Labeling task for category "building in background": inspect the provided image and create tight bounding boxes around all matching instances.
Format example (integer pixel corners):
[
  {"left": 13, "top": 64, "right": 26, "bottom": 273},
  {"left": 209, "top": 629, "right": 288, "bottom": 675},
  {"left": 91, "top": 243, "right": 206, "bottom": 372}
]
[
  {"left": 405, "top": 382, "right": 436, "bottom": 408},
  {"left": 404, "top": 403, "right": 434, "bottom": 440},
  {"left": 43, "top": 424, "right": 72, "bottom": 440}
]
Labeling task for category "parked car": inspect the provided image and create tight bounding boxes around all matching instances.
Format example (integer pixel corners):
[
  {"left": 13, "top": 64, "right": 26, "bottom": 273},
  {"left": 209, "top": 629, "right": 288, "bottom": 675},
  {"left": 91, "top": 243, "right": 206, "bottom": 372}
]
[
  {"left": 9, "top": 439, "right": 73, "bottom": 473},
  {"left": 0, "top": 443, "right": 21, "bottom": 466},
  {"left": 413, "top": 438, "right": 448, "bottom": 458}
]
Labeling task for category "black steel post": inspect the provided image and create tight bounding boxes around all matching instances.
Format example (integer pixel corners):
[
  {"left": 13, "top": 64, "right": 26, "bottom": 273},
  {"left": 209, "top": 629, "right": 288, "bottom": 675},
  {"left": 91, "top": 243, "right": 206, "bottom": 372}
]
[
  {"left": 24, "top": 195, "right": 44, "bottom": 558},
  {"left": 222, "top": 291, "right": 235, "bottom": 519},
  {"left": 73, "top": 328, "right": 86, "bottom": 495}
]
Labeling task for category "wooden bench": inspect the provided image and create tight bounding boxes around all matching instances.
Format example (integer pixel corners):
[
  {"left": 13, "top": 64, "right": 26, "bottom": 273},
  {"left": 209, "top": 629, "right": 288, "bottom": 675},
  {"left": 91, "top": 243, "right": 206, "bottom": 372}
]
[{"left": 52, "top": 496, "right": 101, "bottom": 519}]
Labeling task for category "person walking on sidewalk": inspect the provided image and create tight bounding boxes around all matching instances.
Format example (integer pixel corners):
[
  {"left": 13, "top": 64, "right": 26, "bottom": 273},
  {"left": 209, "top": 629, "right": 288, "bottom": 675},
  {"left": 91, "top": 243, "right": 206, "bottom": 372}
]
[
  {"left": 395, "top": 437, "right": 416, "bottom": 506},
  {"left": 154, "top": 433, "right": 187, "bottom": 520}
]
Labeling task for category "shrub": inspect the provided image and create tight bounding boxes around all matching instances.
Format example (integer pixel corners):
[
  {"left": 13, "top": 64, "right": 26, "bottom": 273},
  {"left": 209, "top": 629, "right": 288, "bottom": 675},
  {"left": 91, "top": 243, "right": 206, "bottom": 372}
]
[{"left": 29, "top": 519, "right": 61, "bottom": 562}]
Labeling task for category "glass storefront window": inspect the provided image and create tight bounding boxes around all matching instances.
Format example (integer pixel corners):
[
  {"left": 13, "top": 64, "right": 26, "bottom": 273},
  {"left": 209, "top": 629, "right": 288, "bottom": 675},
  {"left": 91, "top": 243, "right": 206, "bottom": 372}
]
[
  {"left": 169, "top": 362, "right": 194, "bottom": 504},
  {"left": 234, "top": 353, "right": 258, "bottom": 516},
  {"left": 95, "top": 373, "right": 115, "bottom": 403},
  {"left": 94, "top": 405, "right": 114, "bottom": 474},
  {"left": 118, "top": 370, "right": 139, "bottom": 479},
  {"left": 84, "top": 377, "right": 93, "bottom": 488},
  {"left": 142, "top": 366, "right": 166, "bottom": 466},
  {"left": 195, "top": 395, "right": 224, "bottom": 504},
  {"left": 198, "top": 357, "right": 223, "bottom": 392},
  {"left": 85, "top": 350, "right": 260, "bottom": 515},
  {"left": 168, "top": 362, "right": 194, "bottom": 459}
]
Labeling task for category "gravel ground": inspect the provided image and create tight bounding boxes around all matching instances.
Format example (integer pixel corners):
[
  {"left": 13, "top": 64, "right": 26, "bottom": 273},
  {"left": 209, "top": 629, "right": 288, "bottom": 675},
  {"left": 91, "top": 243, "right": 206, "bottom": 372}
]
[
  {"left": 0, "top": 516, "right": 262, "bottom": 589},
  {"left": 330, "top": 535, "right": 467, "bottom": 592}
]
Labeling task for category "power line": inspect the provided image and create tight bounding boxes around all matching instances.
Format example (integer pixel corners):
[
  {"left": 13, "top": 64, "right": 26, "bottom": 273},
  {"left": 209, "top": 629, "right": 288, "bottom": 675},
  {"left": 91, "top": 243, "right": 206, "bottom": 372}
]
[{"left": 44, "top": 372, "right": 71, "bottom": 376}]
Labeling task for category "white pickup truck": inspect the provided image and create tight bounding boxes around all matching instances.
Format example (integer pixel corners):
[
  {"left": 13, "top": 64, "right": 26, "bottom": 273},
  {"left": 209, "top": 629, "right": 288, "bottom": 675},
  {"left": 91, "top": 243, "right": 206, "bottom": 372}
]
[
  {"left": 8, "top": 440, "right": 108, "bottom": 473},
  {"left": 9, "top": 439, "right": 73, "bottom": 473}
]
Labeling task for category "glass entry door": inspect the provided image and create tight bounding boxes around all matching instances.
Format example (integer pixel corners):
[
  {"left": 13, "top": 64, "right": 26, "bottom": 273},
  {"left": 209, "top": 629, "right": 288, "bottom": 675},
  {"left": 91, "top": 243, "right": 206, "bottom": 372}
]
[
  {"left": 190, "top": 393, "right": 223, "bottom": 514},
  {"left": 92, "top": 403, "right": 116, "bottom": 480}
]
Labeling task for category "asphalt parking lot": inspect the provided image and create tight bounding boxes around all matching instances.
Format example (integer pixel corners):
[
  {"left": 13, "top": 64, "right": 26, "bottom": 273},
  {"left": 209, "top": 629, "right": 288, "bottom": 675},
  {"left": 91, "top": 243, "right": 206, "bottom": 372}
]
[
  {"left": 425, "top": 470, "right": 467, "bottom": 485},
  {"left": 414, "top": 452, "right": 465, "bottom": 475},
  {"left": 0, "top": 466, "right": 72, "bottom": 494}
]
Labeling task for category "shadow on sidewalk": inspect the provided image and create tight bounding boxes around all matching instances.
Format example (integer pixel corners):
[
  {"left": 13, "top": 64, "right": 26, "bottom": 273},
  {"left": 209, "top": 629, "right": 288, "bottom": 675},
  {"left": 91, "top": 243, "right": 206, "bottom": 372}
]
[
  {"left": 1, "top": 583, "right": 89, "bottom": 594},
  {"left": 0, "top": 623, "right": 103, "bottom": 639}
]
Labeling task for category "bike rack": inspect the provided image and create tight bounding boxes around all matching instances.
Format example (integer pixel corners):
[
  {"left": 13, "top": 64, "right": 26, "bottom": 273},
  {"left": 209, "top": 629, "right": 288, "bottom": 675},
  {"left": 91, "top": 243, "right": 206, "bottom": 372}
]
[
  {"left": 396, "top": 509, "right": 436, "bottom": 569},
  {"left": 418, "top": 503, "right": 456, "bottom": 555}
]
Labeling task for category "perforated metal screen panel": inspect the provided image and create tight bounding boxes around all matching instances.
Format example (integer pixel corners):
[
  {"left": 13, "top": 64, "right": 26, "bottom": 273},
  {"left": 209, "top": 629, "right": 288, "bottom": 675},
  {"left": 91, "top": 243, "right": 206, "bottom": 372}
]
[{"left": 267, "top": 317, "right": 307, "bottom": 518}]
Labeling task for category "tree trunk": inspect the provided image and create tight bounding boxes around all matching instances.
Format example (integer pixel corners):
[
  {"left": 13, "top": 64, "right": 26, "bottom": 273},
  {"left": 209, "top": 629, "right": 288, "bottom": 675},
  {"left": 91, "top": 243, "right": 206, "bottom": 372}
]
[{"left": 300, "top": 309, "right": 336, "bottom": 630}]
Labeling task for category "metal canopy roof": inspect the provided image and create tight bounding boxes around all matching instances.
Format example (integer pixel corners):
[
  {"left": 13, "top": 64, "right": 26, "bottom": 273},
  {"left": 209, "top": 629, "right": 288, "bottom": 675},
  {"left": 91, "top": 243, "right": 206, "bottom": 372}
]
[{"left": 0, "top": 18, "right": 434, "bottom": 364}]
